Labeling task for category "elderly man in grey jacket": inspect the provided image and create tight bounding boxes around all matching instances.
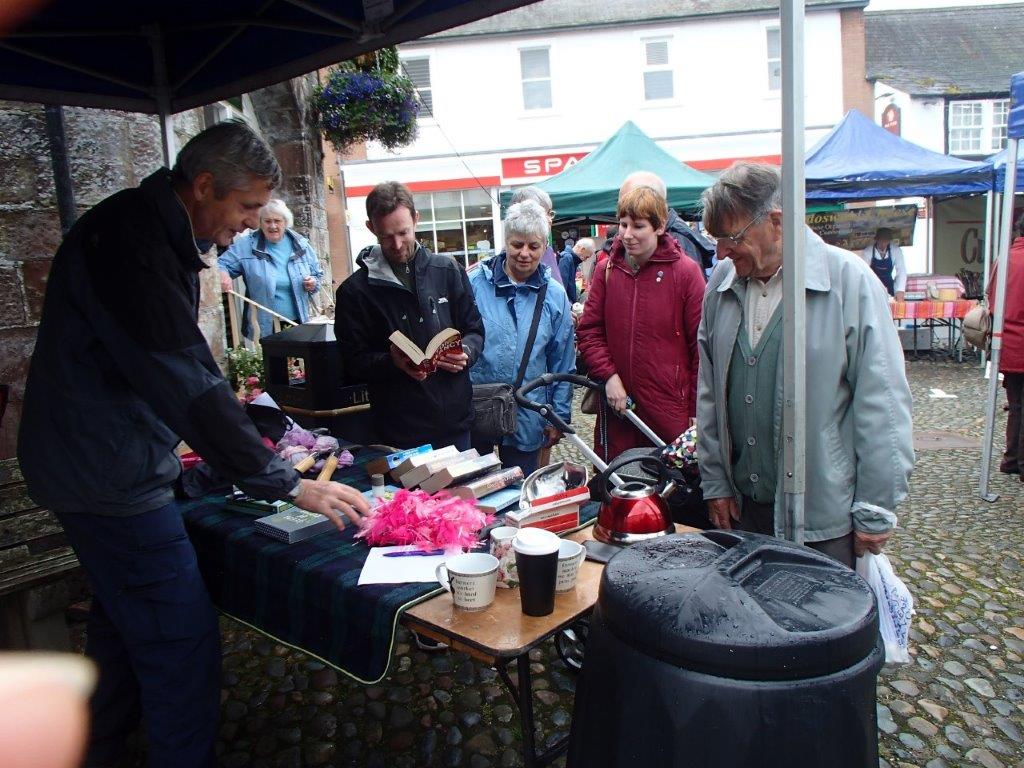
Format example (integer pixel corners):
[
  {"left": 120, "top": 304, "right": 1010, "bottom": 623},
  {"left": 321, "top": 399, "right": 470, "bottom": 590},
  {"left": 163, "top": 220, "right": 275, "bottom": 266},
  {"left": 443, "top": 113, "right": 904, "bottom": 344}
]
[{"left": 696, "top": 162, "right": 914, "bottom": 567}]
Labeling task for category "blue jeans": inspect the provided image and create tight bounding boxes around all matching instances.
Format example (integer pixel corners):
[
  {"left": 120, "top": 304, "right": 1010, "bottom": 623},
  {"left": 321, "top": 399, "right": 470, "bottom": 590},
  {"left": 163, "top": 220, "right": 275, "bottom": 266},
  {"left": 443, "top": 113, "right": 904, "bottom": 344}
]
[{"left": 57, "top": 503, "right": 220, "bottom": 768}]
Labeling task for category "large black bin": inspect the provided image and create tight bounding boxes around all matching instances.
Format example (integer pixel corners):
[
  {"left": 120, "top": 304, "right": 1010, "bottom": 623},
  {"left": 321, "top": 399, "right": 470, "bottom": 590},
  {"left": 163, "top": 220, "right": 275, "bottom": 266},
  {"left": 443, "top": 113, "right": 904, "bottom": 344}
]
[{"left": 567, "top": 530, "right": 883, "bottom": 768}]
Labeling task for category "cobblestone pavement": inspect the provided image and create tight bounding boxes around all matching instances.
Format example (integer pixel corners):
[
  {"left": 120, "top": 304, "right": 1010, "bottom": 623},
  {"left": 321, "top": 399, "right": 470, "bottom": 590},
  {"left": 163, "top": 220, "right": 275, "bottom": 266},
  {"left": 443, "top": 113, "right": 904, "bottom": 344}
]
[{"left": 103, "top": 360, "right": 1023, "bottom": 767}]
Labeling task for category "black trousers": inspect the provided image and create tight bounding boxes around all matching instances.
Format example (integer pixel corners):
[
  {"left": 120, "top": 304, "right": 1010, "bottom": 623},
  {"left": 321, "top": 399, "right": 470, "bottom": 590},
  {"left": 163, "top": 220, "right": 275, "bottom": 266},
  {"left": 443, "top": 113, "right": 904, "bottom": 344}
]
[
  {"left": 57, "top": 503, "right": 220, "bottom": 768},
  {"left": 1001, "top": 372, "right": 1023, "bottom": 478},
  {"left": 738, "top": 496, "right": 855, "bottom": 568}
]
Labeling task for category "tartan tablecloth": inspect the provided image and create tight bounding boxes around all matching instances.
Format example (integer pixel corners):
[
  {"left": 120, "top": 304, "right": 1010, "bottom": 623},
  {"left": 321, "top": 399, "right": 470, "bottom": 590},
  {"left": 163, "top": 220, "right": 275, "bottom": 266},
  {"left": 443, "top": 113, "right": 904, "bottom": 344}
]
[
  {"left": 182, "top": 448, "right": 598, "bottom": 684},
  {"left": 890, "top": 299, "right": 978, "bottom": 320}
]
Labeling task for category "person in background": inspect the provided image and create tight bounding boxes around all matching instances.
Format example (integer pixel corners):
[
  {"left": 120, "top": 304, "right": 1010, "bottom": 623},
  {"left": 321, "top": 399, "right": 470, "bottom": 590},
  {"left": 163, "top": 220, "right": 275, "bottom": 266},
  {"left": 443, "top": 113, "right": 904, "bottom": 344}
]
[
  {"left": 558, "top": 237, "right": 595, "bottom": 304},
  {"left": 697, "top": 162, "right": 914, "bottom": 567},
  {"left": 577, "top": 186, "right": 705, "bottom": 462},
  {"left": 990, "top": 212, "right": 1024, "bottom": 481},
  {"left": 218, "top": 198, "right": 323, "bottom": 338},
  {"left": 619, "top": 170, "right": 716, "bottom": 280},
  {"left": 507, "top": 186, "right": 565, "bottom": 288},
  {"left": 17, "top": 121, "right": 368, "bottom": 768},
  {"left": 469, "top": 201, "right": 575, "bottom": 476},
  {"left": 335, "top": 181, "right": 484, "bottom": 450},
  {"left": 860, "top": 227, "right": 907, "bottom": 302}
]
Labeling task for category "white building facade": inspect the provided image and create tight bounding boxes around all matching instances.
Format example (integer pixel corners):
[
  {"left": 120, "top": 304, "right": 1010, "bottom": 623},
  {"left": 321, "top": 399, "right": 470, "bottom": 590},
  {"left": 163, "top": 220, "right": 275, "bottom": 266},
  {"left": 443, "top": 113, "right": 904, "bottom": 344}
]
[{"left": 339, "top": 0, "right": 873, "bottom": 268}]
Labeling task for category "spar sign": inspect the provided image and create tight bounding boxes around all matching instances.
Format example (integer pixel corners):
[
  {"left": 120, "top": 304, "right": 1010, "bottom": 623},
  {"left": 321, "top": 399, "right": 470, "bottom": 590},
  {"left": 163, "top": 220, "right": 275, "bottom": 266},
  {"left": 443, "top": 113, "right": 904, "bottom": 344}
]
[{"left": 502, "top": 152, "right": 589, "bottom": 179}]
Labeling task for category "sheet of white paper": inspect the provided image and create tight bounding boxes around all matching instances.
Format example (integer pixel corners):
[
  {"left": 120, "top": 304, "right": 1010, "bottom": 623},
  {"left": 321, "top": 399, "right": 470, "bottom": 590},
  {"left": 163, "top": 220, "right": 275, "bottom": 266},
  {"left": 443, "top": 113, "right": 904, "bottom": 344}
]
[{"left": 357, "top": 545, "right": 450, "bottom": 585}]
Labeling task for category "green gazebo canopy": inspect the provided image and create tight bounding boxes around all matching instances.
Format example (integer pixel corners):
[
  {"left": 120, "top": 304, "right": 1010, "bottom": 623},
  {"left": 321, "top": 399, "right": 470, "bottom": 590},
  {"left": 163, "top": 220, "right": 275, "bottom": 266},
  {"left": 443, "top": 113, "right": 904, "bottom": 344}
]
[{"left": 502, "top": 121, "right": 715, "bottom": 219}]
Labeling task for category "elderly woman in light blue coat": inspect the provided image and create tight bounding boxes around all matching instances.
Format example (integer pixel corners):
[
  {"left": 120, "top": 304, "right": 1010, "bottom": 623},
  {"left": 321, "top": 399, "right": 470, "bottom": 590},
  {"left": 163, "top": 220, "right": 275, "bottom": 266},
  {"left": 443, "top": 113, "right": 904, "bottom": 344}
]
[
  {"left": 469, "top": 201, "right": 575, "bottom": 477},
  {"left": 218, "top": 198, "right": 323, "bottom": 338}
]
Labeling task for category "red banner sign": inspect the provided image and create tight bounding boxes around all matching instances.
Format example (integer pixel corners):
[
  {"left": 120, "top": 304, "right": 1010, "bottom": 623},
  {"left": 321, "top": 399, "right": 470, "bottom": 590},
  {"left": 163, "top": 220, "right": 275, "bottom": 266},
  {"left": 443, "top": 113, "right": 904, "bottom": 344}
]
[
  {"left": 882, "top": 104, "right": 901, "bottom": 136},
  {"left": 501, "top": 152, "right": 589, "bottom": 179}
]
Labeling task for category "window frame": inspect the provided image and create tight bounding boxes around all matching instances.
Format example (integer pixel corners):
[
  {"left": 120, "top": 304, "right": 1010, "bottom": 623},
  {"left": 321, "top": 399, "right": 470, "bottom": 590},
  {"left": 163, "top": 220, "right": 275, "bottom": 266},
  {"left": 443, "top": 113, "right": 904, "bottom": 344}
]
[
  {"left": 641, "top": 37, "right": 674, "bottom": 103},
  {"left": 519, "top": 46, "right": 553, "bottom": 112},
  {"left": 947, "top": 99, "right": 1007, "bottom": 156},
  {"left": 765, "top": 26, "right": 781, "bottom": 93},
  {"left": 400, "top": 54, "right": 434, "bottom": 120}
]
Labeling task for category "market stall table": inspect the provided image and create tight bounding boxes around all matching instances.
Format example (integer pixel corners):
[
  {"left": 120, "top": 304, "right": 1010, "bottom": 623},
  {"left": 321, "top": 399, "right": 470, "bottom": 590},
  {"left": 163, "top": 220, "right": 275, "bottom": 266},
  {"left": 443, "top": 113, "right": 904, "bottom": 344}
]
[
  {"left": 181, "top": 447, "right": 691, "bottom": 768},
  {"left": 890, "top": 299, "right": 979, "bottom": 361}
]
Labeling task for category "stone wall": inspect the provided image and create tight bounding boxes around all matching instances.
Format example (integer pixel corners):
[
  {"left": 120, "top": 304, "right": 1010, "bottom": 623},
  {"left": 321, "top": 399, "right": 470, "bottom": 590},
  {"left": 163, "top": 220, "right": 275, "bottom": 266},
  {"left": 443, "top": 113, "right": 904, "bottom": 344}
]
[{"left": 0, "top": 103, "right": 211, "bottom": 459}]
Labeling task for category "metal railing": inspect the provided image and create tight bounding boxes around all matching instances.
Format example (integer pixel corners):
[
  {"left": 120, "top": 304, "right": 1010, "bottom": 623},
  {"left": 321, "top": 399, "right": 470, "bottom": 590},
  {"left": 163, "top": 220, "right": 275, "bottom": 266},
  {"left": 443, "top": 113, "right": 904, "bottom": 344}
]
[{"left": 223, "top": 289, "right": 298, "bottom": 349}]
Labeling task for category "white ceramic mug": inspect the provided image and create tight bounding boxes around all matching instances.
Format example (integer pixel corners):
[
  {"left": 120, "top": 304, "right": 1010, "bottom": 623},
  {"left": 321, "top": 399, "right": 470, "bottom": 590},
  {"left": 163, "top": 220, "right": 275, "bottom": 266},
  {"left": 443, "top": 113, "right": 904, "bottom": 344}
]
[
  {"left": 555, "top": 539, "right": 586, "bottom": 592},
  {"left": 435, "top": 552, "right": 499, "bottom": 611},
  {"left": 489, "top": 526, "right": 519, "bottom": 588}
]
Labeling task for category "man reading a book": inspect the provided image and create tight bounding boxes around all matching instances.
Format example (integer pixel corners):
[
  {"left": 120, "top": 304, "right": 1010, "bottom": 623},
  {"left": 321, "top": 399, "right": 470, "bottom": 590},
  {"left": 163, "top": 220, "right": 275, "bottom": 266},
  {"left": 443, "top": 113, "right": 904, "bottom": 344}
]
[{"left": 336, "top": 181, "right": 485, "bottom": 449}]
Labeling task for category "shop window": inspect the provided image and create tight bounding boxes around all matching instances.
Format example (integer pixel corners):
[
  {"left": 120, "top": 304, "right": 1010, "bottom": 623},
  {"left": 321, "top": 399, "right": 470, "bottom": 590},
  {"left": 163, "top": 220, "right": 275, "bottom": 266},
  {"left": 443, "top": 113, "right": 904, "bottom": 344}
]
[
  {"left": 413, "top": 188, "right": 496, "bottom": 268},
  {"left": 643, "top": 39, "right": 673, "bottom": 101},
  {"left": 520, "top": 47, "right": 552, "bottom": 110},
  {"left": 766, "top": 28, "right": 781, "bottom": 92},
  {"left": 402, "top": 56, "right": 433, "bottom": 115}
]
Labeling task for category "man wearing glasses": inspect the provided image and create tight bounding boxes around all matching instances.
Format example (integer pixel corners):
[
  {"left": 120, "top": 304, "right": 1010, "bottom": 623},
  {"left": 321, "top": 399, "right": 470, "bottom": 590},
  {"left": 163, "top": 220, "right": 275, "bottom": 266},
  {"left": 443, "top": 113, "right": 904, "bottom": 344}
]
[{"left": 695, "top": 162, "right": 914, "bottom": 567}]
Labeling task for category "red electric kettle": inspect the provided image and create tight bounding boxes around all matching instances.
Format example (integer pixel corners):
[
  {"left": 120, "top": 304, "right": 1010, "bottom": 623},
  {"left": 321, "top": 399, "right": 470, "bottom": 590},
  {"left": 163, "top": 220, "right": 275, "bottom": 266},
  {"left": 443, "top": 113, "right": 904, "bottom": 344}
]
[{"left": 594, "top": 454, "right": 676, "bottom": 545}]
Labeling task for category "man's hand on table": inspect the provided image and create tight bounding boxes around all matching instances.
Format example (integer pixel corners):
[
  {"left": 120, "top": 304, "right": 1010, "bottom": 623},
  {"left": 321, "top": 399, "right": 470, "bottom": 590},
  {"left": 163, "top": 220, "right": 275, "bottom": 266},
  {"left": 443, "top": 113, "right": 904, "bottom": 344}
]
[
  {"left": 707, "top": 496, "right": 740, "bottom": 530},
  {"left": 854, "top": 529, "right": 892, "bottom": 557},
  {"left": 292, "top": 480, "right": 370, "bottom": 531}
]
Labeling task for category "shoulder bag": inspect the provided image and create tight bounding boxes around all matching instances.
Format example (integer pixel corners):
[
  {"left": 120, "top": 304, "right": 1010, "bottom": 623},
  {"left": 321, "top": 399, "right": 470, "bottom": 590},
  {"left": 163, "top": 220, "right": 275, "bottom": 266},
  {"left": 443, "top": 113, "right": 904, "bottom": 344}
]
[
  {"left": 471, "top": 282, "right": 549, "bottom": 443},
  {"left": 962, "top": 301, "right": 992, "bottom": 353}
]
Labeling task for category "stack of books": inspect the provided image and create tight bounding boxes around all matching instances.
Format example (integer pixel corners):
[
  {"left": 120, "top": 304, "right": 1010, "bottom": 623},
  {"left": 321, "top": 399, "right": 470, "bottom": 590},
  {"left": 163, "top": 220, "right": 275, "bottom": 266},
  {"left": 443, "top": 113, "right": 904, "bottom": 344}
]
[
  {"left": 254, "top": 509, "right": 337, "bottom": 544},
  {"left": 505, "top": 486, "right": 591, "bottom": 533},
  {"left": 396, "top": 448, "right": 478, "bottom": 488},
  {"left": 419, "top": 452, "right": 501, "bottom": 494},
  {"left": 474, "top": 485, "right": 523, "bottom": 516},
  {"left": 365, "top": 444, "right": 434, "bottom": 479}
]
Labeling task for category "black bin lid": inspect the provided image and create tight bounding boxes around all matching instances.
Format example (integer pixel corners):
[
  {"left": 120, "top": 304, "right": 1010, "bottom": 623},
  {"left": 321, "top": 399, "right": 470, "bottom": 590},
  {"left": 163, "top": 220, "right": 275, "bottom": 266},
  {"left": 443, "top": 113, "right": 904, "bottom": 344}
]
[
  {"left": 260, "top": 322, "right": 336, "bottom": 351},
  {"left": 597, "top": 531, "right": 878, "bottom": 680}
]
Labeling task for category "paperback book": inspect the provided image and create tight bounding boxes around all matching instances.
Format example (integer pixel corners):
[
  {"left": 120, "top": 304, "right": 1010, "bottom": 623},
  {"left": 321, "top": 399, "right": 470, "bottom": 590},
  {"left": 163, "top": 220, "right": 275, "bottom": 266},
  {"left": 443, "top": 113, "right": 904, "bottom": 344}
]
[
  {"left": 254, "top": 509, "right": 337, "bottom": 544},
  {"left": 389, "top": 328, "right": 462, "bottom": 374},
  {"left": 400, "top": 449, "right": 479, "bottom": 489}
]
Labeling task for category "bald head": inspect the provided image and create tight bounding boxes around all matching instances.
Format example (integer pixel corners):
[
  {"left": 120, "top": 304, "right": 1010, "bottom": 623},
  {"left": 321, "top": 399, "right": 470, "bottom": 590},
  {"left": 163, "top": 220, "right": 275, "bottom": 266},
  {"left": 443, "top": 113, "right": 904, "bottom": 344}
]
[{"left": 620, "top": 171, "right": 667, "bottom": 202}]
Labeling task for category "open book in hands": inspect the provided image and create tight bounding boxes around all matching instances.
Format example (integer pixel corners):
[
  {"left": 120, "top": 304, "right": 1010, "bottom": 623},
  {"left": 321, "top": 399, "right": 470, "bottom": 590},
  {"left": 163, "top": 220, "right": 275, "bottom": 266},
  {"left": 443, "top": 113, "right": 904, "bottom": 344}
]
[{"left": 389, "top": 328, "right": 463, "bottom": 374}]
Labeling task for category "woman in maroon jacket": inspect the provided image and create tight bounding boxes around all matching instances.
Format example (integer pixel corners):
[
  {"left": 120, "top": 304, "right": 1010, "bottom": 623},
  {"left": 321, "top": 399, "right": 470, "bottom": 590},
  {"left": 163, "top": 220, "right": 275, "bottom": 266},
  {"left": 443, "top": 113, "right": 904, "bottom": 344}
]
[
  {"left": 990, "top": 213, "right": 1024, "bottom": 480},
  {"left": 577, "top": 186, "right": 705, "bottom": 462}
]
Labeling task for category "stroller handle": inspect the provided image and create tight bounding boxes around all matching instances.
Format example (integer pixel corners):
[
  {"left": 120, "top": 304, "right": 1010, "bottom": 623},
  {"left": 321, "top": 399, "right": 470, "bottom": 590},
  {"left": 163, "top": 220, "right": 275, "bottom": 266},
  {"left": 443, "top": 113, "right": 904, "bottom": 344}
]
[{"left": 514, "top": 373, "right": 603, "bottom": 435}]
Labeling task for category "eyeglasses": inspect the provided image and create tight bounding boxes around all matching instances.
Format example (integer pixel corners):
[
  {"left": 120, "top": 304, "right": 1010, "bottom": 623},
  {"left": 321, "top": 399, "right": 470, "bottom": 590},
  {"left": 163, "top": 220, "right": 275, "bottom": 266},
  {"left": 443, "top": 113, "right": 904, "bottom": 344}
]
[{"left": 715, "top": 212, "right": 765, "bottom": 247}]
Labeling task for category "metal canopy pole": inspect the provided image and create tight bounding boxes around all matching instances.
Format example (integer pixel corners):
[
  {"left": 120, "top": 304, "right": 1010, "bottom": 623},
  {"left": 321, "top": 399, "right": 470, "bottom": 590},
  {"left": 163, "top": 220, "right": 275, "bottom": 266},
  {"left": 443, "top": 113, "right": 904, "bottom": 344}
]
[
  {"left": 148, "top": 24, "right": 177, "bottom": 167},
  {"left": 981, "top": 190, "right": 995, "bottom": 368},
  {"left": 781, "top": 0, "right": 806, "bottom": 544},
  {"left": 43, "top": 104, "right": 77, "bottom": 234},
  {"left": 979, "top": 71, "right": 1023, "bottom": 501}
]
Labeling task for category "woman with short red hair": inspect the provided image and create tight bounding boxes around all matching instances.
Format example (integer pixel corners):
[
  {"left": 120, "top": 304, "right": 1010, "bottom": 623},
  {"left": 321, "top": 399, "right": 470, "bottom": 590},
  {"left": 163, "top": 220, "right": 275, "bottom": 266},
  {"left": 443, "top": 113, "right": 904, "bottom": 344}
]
[{"left": 576, "top": 186, "right": 705, "bottom": 461}]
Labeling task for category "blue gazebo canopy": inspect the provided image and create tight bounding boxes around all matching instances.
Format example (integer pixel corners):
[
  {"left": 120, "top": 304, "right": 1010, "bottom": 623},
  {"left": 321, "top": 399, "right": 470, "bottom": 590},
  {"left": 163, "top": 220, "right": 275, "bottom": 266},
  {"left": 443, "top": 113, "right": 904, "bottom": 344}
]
[{"left": 805, "top": 109, "right": 993, "bottom": 200}]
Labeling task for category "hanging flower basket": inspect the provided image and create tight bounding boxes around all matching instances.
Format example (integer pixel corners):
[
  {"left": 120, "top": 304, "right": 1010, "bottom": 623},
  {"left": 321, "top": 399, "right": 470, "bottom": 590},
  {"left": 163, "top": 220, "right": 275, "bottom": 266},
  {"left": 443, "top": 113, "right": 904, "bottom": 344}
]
[{"left": 312, "top": 65, "right": 420, "bottom": 153}]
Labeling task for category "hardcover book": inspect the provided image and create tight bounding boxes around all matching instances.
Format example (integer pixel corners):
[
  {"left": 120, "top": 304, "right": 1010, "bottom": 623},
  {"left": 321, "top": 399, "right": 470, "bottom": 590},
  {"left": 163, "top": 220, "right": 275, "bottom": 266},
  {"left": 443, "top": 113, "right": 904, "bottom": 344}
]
[
  {"left": 448, "top": 467, "right": 525, "bottom": 501},
  {"left": 226, "top": 492, "right": 295, "bottom": 516},
  {"left": 389, "top": 328, "right": 462, "bottom": 374},
  {"left": 400, "top": 449, "right": 479, "bottom": 489},
  {"left": 419, "top": 452, "right": 501, "bottom": 494},
  {"left": 254, "top": 509, "right": 337, "bottom": 544}
]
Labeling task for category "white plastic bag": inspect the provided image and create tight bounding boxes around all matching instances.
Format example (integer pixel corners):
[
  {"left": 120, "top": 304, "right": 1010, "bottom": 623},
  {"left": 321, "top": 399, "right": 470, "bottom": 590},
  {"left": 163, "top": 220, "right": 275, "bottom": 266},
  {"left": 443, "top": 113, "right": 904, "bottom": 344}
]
[{"left": 856, "top": 552, "right": 914, "bottom": 664}]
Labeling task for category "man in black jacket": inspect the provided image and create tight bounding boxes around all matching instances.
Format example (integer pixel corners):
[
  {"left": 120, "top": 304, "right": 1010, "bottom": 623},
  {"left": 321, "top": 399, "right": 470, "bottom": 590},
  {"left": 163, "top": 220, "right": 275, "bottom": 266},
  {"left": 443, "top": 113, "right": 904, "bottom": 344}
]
[
  {"left": 18, "top": 121, "right": 368, "bottom": 768},
  {"left": 336, "top": 182, "right": 484, "bottom": 449}
]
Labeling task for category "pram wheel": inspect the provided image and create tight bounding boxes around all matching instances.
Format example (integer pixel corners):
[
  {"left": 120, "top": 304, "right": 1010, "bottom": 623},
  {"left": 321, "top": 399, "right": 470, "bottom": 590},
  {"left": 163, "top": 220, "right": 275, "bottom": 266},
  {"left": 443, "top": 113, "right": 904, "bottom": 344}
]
[{"left": 555, "top": 618, "right": 590, "bottom": 672}]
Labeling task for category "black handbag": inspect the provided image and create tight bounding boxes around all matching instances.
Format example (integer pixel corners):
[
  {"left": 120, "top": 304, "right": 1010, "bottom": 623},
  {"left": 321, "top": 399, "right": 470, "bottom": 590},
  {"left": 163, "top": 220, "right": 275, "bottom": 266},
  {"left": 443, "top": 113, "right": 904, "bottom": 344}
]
[{"left": 471, "top": 282, "right": 548, "bottom": 443}]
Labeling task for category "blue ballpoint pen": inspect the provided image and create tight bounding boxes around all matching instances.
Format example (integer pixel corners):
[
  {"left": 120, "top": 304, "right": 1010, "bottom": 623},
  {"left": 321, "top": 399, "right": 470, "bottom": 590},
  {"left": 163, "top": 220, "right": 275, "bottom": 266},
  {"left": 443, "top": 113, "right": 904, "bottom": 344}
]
[{"left": 383, "top": 549, "right": 445, "bottom": 558}]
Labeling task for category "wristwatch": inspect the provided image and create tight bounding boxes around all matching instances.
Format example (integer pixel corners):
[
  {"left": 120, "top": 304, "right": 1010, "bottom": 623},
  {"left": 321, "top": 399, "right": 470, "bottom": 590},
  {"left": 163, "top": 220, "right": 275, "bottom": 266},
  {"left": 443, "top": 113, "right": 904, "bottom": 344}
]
[{"left": 287, "top": 480, "right": 303, "bottom": 500}]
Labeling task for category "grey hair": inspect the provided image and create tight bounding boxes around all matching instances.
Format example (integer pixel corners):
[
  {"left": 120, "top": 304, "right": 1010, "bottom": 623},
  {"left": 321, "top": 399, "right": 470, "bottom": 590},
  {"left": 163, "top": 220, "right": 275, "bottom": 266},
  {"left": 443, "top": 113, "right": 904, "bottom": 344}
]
[
  {"left": 509, "top": 185, "right": 553, "bottom": 213},
  {"left": 700, "top": 162, "right": 782, "bottom": 236},
  {"left": 621, "top": 171, "right": 667, "bottom": 199},
  {"left": 504, "top": 200, "right": 550, "bottom": 242},
  {"left": 260, "top": 198, "right": 294, "bottom": 229},
  {"left": 173, "top": 119, "right": 282, "bottom": 195}
]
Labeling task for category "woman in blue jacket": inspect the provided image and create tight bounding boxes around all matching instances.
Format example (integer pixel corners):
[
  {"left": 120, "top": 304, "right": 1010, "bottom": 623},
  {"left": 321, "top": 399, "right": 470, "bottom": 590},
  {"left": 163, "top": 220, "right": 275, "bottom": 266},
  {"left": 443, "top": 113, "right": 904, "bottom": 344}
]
[
  {"left": 469, "top": 201, "right": 575, "bottom": 476},
  {"left": 218, "top": 198, "right": 323, "bottom": 338}
]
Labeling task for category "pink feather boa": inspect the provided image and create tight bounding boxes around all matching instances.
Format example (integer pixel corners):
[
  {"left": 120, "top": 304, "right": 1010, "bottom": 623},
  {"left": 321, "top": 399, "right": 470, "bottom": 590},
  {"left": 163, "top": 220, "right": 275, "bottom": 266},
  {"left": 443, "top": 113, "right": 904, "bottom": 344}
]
[{"left": 356, "top": 489, "right": 493, "bottom": 551}]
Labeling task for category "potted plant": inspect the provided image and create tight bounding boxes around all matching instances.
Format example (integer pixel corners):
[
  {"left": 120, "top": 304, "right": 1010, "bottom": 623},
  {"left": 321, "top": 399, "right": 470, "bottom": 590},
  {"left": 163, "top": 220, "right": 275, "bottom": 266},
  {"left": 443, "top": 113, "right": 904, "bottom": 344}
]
[{"left": 311, "top": 47, "right": 420, "bottom": 153}]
